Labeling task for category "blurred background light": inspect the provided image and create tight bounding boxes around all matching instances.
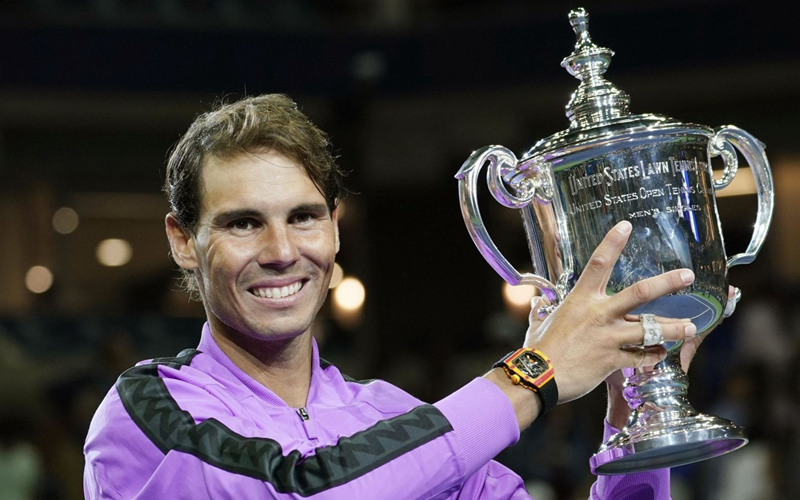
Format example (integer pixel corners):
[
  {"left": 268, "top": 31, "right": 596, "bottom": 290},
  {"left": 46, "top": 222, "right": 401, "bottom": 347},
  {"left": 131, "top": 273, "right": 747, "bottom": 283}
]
[
  {"left": 351, "top": 50, "right": 387, "bottom": 83},
  {"left": 715, "top": 167, "right": 757, "bottom": 198},
  {"left": 502, "top": 282, "right": 537, "bottom": 307},
  {"left": 25, "top": 266, "right": 53, "bottom": 294},
  {"left": 333, "top": 276, "right": 365, "bottom": 312},
  {"left": 52, "top": 207, "right": 79, "bottom": 234},
  {"left": 502, "top": 282, "right": 538, "bottom": 318},
  {"left": 331, "top": 275, "right": 366, "bottom": 330},
  {"left": 96, "top": 238, "right": 133, "bottom": 267}
]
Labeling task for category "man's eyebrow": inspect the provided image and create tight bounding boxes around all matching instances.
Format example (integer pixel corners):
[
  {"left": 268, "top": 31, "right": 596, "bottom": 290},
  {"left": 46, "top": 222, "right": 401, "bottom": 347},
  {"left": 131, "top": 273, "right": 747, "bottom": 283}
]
[
  {"left": 210, "top": 204, "right": 330, "bottom": 225},
  {"left": 211, "top": 209, "right": 261, "bottom": 225},
  {"left": 292, "top": 203, "right": 329, "bottom": 215}
]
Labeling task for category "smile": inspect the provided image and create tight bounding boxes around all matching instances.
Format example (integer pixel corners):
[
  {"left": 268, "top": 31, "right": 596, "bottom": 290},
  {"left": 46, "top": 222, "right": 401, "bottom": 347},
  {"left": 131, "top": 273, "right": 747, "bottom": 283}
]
[{"left": 249, "top": 281, "right": 304, "bottom": 299}]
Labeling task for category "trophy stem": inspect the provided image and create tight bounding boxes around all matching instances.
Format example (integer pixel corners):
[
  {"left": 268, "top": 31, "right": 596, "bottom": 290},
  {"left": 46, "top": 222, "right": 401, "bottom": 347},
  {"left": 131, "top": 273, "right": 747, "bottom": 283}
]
[
  {"left": 590, "top": 346, "right": 748, "bottom": 475},
  {"left": 624, "top": 348, "right": 694, "bottom": 424}
]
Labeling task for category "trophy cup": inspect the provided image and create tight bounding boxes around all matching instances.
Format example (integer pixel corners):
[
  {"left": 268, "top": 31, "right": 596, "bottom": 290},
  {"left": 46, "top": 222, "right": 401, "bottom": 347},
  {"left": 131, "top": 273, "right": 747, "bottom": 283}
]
[{"left": 455, "top": 8, "right": 774, "bottom": 474}]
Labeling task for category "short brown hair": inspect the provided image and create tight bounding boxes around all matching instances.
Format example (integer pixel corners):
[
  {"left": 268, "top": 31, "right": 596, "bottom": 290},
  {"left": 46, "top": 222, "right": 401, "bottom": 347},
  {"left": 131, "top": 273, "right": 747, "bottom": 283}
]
[{"left": 164, "top": 94, "right": 345, "bottom": 298}]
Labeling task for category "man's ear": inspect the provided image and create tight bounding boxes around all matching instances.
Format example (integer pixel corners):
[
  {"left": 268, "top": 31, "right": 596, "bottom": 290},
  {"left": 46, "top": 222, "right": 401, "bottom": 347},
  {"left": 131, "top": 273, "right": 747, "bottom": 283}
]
[
  {"left": 332, "top": 207, "right": 340, "bottom": 254},
  {"left": 165, "top": 214, "right": 199, "bottom": 270}
]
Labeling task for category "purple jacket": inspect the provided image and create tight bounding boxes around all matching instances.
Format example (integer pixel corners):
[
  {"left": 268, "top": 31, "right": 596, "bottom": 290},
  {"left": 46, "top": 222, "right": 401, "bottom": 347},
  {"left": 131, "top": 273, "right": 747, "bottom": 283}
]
[{"left": 84, "top": 324, "right": 669, "bottom": 499}]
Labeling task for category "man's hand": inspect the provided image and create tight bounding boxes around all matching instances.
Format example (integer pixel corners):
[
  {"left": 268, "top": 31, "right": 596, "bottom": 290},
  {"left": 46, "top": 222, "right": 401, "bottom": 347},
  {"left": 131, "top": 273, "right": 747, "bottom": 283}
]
[
  {"left": 523, "top": 220, "right": 696, "bottom": 403},
  {"left": 603, "top": 278, "right": 739, "bottom": 429},
  {"left": 678, "top": 285, "right": 736, "bottom": 373}
]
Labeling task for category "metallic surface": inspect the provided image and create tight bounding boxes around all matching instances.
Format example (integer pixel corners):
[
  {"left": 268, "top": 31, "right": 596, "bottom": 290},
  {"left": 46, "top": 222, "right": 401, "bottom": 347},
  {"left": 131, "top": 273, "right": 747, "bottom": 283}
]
[
  {"left": 590, "top": 348, "right": 747, "bottom": 474},
  {"left": 639, "top": 314, "right": 663, "bottom": 347},
  {"left": 456, "top": 146, "right": 561, "bottom": 302},
  {"left": 455, "top": 7, "right": 773, "bottom": 473}
]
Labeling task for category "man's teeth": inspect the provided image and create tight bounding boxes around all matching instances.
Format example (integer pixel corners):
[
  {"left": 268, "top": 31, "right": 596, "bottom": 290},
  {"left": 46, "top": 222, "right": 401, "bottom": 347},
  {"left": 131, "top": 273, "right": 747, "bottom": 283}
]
[{"left": 252, "top": 282, "right": 303, "bottom": 299}]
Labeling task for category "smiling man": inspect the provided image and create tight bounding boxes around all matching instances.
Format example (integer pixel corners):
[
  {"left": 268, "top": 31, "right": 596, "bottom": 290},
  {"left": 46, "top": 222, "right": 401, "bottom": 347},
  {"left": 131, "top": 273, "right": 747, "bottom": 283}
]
[
  {"left": 84, "top": 94, "right": 702, "bottom": 499},
  {"left": 167, "top": 150, "right": 340, "bottom": 408}
]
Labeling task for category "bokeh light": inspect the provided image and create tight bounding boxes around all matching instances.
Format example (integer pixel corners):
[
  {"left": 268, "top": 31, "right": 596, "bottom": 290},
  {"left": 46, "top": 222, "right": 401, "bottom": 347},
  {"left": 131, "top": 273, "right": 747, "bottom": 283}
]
[
  {"left": 502, "top": 282, "right": 541, "bottom": 320},
  {"left": 715, "top": 167, "right": 756, "bottom": 197},
  {"left": 52, "top": 207, "right": 79, "bottom": 234},
  {"left": 333, "top": 276, "right": 366, "bottom": 312},
  {"left": 502, "top": 282, "right": 538, "bottom": 308},
  {"left": 96, "top": 239, "right": 133, "bottom": 267},
  {"left": 25, "top": 266, "right": 53, "bottom": 293}
]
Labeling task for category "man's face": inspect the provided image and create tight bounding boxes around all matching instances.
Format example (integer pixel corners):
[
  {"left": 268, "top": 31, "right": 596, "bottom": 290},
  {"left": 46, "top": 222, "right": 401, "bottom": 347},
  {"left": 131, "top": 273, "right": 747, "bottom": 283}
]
[{"left": 187, "top": 151, "right": 338, "bottom": 342}]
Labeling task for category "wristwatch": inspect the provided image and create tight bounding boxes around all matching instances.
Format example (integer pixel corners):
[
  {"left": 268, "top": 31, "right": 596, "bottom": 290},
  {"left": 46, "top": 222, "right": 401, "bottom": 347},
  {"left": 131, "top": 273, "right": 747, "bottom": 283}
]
[{"left": 493, "top": 348, "right": 558, "bottom": 415}]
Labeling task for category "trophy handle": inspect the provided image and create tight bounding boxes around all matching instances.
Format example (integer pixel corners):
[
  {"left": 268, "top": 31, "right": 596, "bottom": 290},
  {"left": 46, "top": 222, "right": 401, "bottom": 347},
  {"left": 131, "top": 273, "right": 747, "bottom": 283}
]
[
  {"left": 455, "top": 145, "right": 560, "bottom": 303},
  {"left": 710, "top": 126, "right": 775, "bottom": 268}
]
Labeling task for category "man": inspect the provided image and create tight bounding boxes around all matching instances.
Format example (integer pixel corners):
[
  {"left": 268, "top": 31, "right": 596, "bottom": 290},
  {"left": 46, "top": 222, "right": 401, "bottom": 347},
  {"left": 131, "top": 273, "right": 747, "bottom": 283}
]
[{"left": 84, "top": 94, "right": 703, "bottom": 499}]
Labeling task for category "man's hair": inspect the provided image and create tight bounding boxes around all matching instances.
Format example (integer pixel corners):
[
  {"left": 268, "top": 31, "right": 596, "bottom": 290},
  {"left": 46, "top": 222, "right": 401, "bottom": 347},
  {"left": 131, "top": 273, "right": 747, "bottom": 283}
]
[{"left": 164, "top": 94, "right": 345, "bottom": 298}]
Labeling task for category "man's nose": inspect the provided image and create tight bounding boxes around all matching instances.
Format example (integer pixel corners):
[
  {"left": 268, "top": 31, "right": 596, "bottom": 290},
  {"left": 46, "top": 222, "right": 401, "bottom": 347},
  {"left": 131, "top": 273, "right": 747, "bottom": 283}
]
[{"left": 257, "top": 224, "right": 300, "bottom": 268}]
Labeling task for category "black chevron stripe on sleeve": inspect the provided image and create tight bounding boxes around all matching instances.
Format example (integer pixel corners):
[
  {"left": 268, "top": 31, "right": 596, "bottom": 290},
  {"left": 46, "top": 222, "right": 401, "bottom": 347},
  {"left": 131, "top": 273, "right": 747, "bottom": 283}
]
[{"left": 115, "top": 351, "right": 454, "bottom": 496}]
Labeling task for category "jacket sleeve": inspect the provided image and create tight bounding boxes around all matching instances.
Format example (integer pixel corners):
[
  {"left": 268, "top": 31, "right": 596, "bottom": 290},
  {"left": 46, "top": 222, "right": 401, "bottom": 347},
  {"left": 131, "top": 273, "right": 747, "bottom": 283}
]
[
  {"left": 447, "top": 460, "right": 532, "bottom": 500},
  {"left": 433, "top": 417, "right": 671, "bottom": 500},
  {"left": 85, "top": 367, "right": 522, "bottom": 500}
]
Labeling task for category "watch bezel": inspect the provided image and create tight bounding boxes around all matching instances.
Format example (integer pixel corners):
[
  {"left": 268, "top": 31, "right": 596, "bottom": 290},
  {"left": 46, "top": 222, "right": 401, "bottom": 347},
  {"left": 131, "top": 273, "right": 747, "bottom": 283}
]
[{"left": 505, "top": 349, "right": 555, "bottom": 390}]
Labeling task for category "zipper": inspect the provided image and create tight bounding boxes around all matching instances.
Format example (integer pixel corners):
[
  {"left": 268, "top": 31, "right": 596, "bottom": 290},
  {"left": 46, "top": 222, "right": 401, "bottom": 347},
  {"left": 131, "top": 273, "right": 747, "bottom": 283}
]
[{"left": 296, "top": 407, "right": 310, "bottom": 421}]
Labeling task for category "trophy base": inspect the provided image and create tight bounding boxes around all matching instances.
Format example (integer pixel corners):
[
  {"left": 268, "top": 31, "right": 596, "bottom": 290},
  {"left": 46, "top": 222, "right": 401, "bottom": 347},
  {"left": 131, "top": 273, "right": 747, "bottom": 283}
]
[{"left": 590, "top": 413, "right": 748, "bottom": 475}]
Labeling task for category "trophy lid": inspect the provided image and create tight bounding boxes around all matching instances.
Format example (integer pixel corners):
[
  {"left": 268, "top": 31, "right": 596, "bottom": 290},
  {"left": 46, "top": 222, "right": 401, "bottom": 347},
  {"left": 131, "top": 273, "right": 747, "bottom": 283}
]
[
  {"left": 561, "top": 8, "right": 630, "bottom": 127},
  {"left": 524, "top": 9, "right": 703, "bottom": 159}
]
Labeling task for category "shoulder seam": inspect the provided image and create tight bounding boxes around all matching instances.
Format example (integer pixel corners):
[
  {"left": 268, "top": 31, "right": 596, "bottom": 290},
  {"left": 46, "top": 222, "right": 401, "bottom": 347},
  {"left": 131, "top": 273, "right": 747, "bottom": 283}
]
[
  {"left": 319, "top": 357, "right": 378, "bottom": 385},
  {"left": 115, "top": 349, "right": 201, "bottom": 455}
]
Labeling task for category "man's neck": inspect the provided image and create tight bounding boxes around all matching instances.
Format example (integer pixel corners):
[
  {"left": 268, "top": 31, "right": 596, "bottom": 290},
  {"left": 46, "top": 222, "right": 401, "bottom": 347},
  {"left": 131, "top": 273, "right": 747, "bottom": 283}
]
[{"left": 209, "top": 324, "right": 314, "bottom": 409}]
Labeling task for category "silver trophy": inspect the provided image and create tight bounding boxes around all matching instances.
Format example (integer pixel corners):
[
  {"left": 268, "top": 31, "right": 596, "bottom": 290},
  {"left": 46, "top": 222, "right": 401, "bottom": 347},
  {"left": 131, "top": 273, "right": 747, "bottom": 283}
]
[{"left": 456, "top": 8, "right": 774, "bottom": 474}]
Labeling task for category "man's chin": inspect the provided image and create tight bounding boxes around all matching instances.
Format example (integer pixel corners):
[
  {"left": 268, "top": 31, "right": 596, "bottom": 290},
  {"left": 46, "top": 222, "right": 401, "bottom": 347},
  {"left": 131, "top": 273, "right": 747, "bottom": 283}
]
[
  {"left": 238, "top": 323, "right": 310, "bottom": 343},
  {"left": 209, "top": 303, "right": 316, "bottom": 345}
]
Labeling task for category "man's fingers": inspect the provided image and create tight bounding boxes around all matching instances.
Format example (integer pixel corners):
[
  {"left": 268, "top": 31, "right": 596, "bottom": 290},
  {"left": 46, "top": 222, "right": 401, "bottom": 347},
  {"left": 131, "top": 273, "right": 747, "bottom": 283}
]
[
  {"left": 528, "top": 296, "right": 550, "bottom": 324},
  {"left": 530, "top": 295, "right": 551, "bottom": 310},
  {"left": 617, "top": 318, "right": 695, "bottom": 347},
  {"left": 608, "top": 269, "right": 695, "bottom": 317},
  {"left": 723, "top": 285, "right": 741, "bottom": 318},
  {"left": 623, "top": 314, "right": 688, "bottom": 325},
  {"left": 572, "top": 221, "right": 632, "bottom": 294},
  {"left": 620, "top": 345, "right": 668, "bottom": 368}
]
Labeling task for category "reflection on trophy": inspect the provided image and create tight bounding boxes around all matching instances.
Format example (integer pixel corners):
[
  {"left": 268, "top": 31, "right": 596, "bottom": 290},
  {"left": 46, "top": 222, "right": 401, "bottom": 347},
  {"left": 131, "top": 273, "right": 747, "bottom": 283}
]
[{"left": 456, "top": 8, "right": 774, "bottom": 474}]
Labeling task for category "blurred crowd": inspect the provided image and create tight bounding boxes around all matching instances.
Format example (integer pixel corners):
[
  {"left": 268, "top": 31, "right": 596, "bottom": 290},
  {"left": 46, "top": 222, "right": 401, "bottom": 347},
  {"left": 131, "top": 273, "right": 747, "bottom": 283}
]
[{"left": 0, "top": 317, "right": 202, "bottom": 500}]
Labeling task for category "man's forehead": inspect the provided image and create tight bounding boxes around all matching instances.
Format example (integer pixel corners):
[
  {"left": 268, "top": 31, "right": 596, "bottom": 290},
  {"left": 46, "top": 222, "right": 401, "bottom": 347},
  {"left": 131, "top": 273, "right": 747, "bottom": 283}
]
[
  {"left": 201, "top": 152, "right": 309, "bottom": 189},
  {"left": 203, "top": 150, "right": 305, "bottom": 175},
  {"left": 197, "top": 152, "right": 327, "bottom": 216}
]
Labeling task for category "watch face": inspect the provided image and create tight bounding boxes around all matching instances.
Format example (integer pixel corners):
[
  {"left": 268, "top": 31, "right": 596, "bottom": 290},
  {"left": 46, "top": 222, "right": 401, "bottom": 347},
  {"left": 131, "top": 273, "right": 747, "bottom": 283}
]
[
  {"left": 514, "top": 352, "right": 548, "bottom": 377},
  {"left": 514, "top": 352, "right": 550, "bottom": 378}
]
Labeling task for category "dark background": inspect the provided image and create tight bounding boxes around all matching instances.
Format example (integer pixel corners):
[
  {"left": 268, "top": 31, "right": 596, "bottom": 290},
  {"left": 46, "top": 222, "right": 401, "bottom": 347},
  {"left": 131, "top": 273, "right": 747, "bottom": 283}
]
[{"left": 0, "top": 1, "right": 798, "bottom": 499}]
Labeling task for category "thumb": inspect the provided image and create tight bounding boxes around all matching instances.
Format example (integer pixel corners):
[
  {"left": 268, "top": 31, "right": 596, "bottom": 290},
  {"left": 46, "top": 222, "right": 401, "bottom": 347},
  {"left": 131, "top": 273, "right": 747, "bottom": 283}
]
[{"left": 528, "top": 295, "right": 551, "bottom": 331}]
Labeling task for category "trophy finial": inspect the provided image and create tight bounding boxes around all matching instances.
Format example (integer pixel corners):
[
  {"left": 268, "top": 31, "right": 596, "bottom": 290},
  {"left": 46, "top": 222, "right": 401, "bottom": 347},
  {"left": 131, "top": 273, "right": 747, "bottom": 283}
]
[
  {"left": 567, "top": 8, "right": 591, "bottom": 48},
  {"left": 560, "top": 8, "right": 631, "bottom": 127}
]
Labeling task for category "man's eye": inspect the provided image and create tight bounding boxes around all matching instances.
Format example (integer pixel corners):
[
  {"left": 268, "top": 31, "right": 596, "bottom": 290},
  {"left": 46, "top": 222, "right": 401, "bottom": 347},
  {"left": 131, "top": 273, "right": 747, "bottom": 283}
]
[
  {"left": 231, "top": 219, "right": 256, "bottom": 230},
  {"left": 293, "top": 212, "right": 316, "bottom": 224}
]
